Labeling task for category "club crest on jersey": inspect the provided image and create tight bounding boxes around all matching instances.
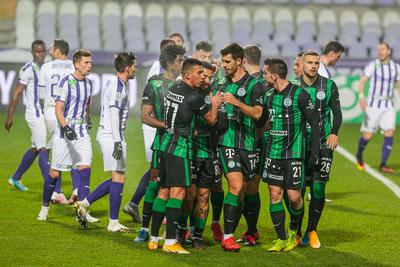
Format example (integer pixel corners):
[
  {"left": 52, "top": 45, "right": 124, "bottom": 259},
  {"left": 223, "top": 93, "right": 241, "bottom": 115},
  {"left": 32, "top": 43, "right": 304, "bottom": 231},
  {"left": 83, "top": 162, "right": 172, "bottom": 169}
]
[
  {"left": 69, "top": 79, "right": 77, "bottom": 87},
  {"left": 228, "top": 160, "right": 235, "bottom": 168},
  {"left": 237, "top": 87, "right": 246, "bottom": 97},
  {"left": 204, "top": 95, "right": 211, "bottom": 104},
  {"left": 317, "top": 91, "right": 326, "bottom": 100},
  {"left": 265, "top": 89, "right": 274, "bottom": 97},
  {"left": 153, "top": 80, "right": 162, "bottom": 87},
  {"left": 283, "top": 97, "right": 292, "bottom": 107},
  {"left": 217, "top": 76, "right": 227, "bottom": 85}
]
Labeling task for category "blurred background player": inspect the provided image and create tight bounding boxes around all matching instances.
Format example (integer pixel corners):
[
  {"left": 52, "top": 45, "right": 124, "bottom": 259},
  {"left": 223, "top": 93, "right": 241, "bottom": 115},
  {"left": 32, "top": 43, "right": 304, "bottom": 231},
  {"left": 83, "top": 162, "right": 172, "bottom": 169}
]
[
  {"left": 74, "top": 52, "right": 137, "bottom": 232},
  {"left": 5, "top": 40, "right": 48, "bottom": 192},
  {"left": 38, "top": 39, "right": 76, "bottom": 204},
  {"left": 356, "top": 42, "right": 400, "bottom": 173},
  {"left": 318, "top": 41, "right": 345, "bottom": 79},
  {"left": 293, "top": 51, "right": 304, "bottom": 78}
]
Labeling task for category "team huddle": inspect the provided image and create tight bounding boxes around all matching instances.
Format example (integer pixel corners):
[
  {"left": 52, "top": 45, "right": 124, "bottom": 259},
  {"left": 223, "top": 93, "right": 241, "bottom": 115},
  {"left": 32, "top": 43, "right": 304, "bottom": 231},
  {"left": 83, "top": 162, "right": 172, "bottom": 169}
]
[{"left": 5, "top": 33, "right": 399, "bottom": 254}]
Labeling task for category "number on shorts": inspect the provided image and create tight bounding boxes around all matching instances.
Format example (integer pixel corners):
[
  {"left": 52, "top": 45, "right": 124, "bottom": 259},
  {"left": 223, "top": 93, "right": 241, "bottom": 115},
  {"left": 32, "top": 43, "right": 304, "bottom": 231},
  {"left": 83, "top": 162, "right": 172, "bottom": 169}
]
[
  {"left": 293, "top": 166, "right": 301, "bottom": 178},
  {"left": 321, "top": 161, "right": 330, "bottom": 173}
]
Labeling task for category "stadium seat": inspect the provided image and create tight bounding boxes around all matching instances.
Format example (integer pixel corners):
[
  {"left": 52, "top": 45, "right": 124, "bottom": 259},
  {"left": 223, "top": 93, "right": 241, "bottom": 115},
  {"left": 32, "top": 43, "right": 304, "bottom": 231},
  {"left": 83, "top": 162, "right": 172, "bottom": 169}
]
[
  {"left": 313, "top": 0, "right": 332, "bottom": 4},
  {"left": 354, "top": 0, "right": 375, "bottom": 5},
  {"left": 281, "top": 42, "right": 301, "bottom": 58},
  {"left": 270, "top": 0, "right": 291, "bottom": 4},
  {"left": 59, "top": 1, "right": 79, "bottom": 50},
  {"left": 302, "top": 42, "right": 322, "bottom": 52},
  {"left": 102, "top": 1, "right": 123, "bottom": 52},
  {"left": 249, "top": 0, "right": 270, "bottom": 3},
  {"left": 15, "top": 0, "right": 35, "bottom": 48},
  {"left": 360, "top": 11, "right": 382, "bottom": 47},
  {"left": 377, "top": 0, "right": 397, "bottom": 5},
  {"left": 339, "top": 10, "right": 360, "bottom": 46},
  {"left": 293, "top": 0, "right": 312, "bottom": 5},
  {"left": 317, "top": 9, "right": 338, "bottom": 45},
  {"left": 261, "top": 41, "right": 280, "bottom": 57},
  {"left": 210, "top": 5, "right": 231, "bottom": 54},
  {"left": 274, "top": 8, "right": 295, "bottom": 45},
  {"left": 333, "top": 0, "right": 353, "bottom": 3},
  {"left": 145, "top": 3, "right": 165, "bottom": 53},
  {"left": 188, "top": 4, "right": 209, "bottom": 49},
  {"left": 80, "top": 1, "right": 101, "bottom": 51},
  {"left": 36, "top": 0, "right": 56, "bottom": 48},
  {"left": 251, "top": 8, "right": 274, "bottom": 46},
  {"left": 232, "top": 7, "right": 251, "bottom": 45},
  {"left": 295, "top": 8, "right": 316, "bottom": 46},
  {"left": 383, "top": 11, "right": 400, "bottom": 44},
  {"left": 124, "top": 3, "right": 145, "bottom": 52},
  {"left": 347, "top": 42, "right": 368, "bottom": 59},
  {"left": 166, "top": 4, "right": 187, "bottom": 41}
]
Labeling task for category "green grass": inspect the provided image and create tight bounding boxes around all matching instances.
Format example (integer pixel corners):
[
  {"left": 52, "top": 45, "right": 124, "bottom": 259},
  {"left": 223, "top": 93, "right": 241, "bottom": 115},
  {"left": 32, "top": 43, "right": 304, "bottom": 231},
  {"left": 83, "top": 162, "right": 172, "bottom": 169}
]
[{"left": 0, "top": 113, "right": 399, "bottom": 267}]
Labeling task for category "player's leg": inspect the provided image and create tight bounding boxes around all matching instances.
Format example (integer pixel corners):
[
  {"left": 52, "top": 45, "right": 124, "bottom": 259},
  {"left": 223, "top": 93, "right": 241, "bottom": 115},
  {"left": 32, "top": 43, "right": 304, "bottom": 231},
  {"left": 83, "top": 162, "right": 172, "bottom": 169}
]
[
  {"left": 69, "top": 168, "right": 80, "bottom": 203},
  {"left": 379, "top": 108, "right": 396, "bottom": 173},
  {"left": 107, "top": 171, "right": 131, "bottom": 232},
  {"left": 240, "top": 177, "right": 261, "bottom": 245},
  {"left": 210, "top": 176, "right": 224, "bottom": 241},
  {"left": 177, "top": 183, "right": 196, "bottom": 245},
  {"left": 268, "top": 184, "right": 287, "bottom": 252},
  {"left": 192, "top": 187, "right": 210, "bottom": 249},
  {"left": 357, "top": 107, "right": 378, "bottom": 170},
  {"left": 8, "top": 148, "right": 38, "bottom": 191},
  {"left": 124, "top": 168, "right": 150, "bottom": 223},
  {"left": 38, "top": 168, "right": 61, "bottom": 221}
]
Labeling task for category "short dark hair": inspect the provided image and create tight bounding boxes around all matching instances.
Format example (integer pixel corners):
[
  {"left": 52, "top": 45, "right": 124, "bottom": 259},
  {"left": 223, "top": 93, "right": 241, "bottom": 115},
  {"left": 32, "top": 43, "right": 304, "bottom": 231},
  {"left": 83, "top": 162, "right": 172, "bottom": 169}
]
[
  {"left": 160, "top": 38, "right": 175, "bottom": 52},
  {"left": 322, "top": 41, "right": 345, "bottom": 55},
  {"left": 182, "top": 58, "right": 203, "bottom": 75},
  {"left": 159, "top": 44, "right": 186, "bottom": 69},
  {"left": 220, "top": 43, "right": 244, "bottom": 60},
  {"left": 303, "top": 50, "right": 320, "bottom": 57},
  {"left": 31, "top": 39, "right": 45, "bottom": 51},
  {"left": 297, "top": 51, "right": 305, "bottom": 57},
  {"left": 264, "top": 58, "right": 288, "bottom": 79},
  {"left": 53, "top": 39, "right": 69, "bottom": 56},
  {"left": 202, "top": 61, "right": 215, "bottom": 72},
  {"left": 196, "top": 41, "right": 212, "bottom": 52},
  {"left": 168, "top": 32, "right": 184, "bottom": 43},
  {"left": 244, "top": 45, "right": 262, "bottom": 65},
  {"left": 114, "top": 52, "right": 136, "bottom": 73},
  {"left": 72, "top": 49, "right": 92, "bottom": 64}
]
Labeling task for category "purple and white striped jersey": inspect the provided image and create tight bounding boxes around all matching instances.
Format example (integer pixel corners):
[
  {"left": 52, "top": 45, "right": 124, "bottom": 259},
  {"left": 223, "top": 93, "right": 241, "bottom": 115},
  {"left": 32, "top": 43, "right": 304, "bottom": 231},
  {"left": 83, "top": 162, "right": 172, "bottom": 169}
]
[
  {"left": 18, "top": 61, "right": 42, "bottom": 118},
  {"left": 364, "top": 59, "right": 400, "bottom": 109},
  {"left": 39, "top": 59, "right": 74, "bottom": 110},
  {"left": 99, "top": 76, "right": 130, "bottom": 141},
  {"left": 55, "top": 74, "right": 93, "bottom": 137}
]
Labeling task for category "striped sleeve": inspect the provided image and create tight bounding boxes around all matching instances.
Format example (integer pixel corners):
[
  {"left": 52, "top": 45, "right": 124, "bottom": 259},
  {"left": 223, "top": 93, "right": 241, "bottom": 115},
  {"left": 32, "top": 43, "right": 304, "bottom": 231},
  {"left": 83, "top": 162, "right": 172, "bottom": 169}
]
[
  {"left": 109, "top": 79, "right": 124, "bottom": 109},
  {"left": 18, "top": 63, "right": 32, "bottom": 85},
  {"left": 55, "top": 76, "right": 69, "bottom": 102},
  {"left": 363, "top": 61, "right": 375, "bottom": 78}
]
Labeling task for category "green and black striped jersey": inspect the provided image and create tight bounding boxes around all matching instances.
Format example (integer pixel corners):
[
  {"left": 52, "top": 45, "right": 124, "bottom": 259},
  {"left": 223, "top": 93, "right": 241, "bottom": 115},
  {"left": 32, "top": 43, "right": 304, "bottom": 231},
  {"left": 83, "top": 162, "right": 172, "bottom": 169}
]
[
  {"left": 142, "top": 74, "right": 174, "bottom": 151},
  {"left": 264, "top": 82, "right": 320, "bottom": 159},
  {"left": 215, "top": 72, "right": 264, "bottom": 151},
  {"left": 299, "top": 74, "right": 342, "bottom": 151}
]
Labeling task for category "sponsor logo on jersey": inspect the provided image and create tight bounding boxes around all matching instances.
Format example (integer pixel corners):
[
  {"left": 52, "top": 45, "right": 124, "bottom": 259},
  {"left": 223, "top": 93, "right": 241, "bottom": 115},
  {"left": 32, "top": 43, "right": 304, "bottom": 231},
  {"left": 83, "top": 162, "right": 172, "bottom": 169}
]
[
  {"left": 268, "top": 173, "right": 283, "bottom": 181},
  {"left": 166, "top": 91, "right": 184, "bottom": 103},
  {"left": 270, "top": 130, "right": 288, "bottom": 136}
]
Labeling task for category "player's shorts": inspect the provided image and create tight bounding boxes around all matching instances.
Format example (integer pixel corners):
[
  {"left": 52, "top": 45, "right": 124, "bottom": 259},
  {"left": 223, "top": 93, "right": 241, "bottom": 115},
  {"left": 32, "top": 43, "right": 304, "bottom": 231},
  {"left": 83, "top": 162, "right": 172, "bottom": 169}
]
[
  {"left": 142, "top": 124, "right": 156, "bottom": 163},
  {"left": 44, "top": 107, "right": 57, "bottom": 149},
  {"left": 150, "top": 149, "right": 162, "bottom": 169},
  {"left": 218, "top": 146, "right": 257, "bottom": 182},
  {"left": 25, "top": 112, "right": 47, "bottom": 149},
  {"left": 256, "top": 139, "right": 267, "bottom": 177},
  {"left": 159, "top": 152, "right": 192, "bottom": 188},
  {"left": 262, "top": 158, "right": 304, "bottom": 190},
  {"left": 361, "top": 107, "right": 396, "bottom": 133},
  {"left": 51, "top": 127, "right": 92, "bottom": 172},
  {"left": 305, "top": 149, "right": 333, "bottom": 185},
  {"left": 96, "top": 128, "right": 126, "bottom": 172},
  {"left": 192, "top": 157, "right": 221, "bottom": 188}
]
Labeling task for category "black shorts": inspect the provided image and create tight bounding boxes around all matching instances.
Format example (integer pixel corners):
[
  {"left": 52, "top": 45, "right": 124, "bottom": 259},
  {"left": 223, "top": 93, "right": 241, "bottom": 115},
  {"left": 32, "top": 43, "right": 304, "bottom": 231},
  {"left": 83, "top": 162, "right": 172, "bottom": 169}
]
[
  {"left": 151, "top": 150, "right": 162, "bottom": 169},
  {"left": 218, "top": 146, "right": 257, "bottom": 182},
  {"left": 263, "top": 158, "right": 304, "bottom": 190},
  {"left": 305, "top": 149, "right": 333, "bottom": 186},
  {"left": 256, "top": 139, "right": 267, "bottom": 177},
  {"left": 192, "top": 157, "right": 221, "bottom": 188},
  {"left": 159, "top": 152, "right": 192, "bottom": 188}
]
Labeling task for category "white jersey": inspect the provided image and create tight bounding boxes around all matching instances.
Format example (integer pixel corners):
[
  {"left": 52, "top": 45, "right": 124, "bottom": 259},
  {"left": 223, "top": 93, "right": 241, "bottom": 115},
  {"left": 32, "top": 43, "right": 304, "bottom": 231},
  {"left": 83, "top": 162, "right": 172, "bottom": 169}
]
[
  {"left": 318, "top": 62, "right": 332, "bottom": 79},
  {"left": 99, "top": 76, "right": 130, "bottom": 141},
  {"left": 18, "top": 61, "right": 42, "bottom": 118},
  {"left": 363, "top": 59, "right": 400, "bottom": 109},
  {"left": 146, "top": 60, "right": 164, "bottom": 81},
  {"left": 55, "top": 74, "right": 93, "bottom": 138},
  {"left": 39, "top": 59, "right": 74, "bottom": 111}
]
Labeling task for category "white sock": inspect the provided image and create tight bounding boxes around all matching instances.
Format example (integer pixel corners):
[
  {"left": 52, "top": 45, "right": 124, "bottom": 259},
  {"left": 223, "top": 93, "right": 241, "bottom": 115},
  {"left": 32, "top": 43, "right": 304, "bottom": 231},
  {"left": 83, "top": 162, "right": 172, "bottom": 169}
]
[
  {"left": 41, "top": 206, "right": 49, "bottom": 211},
  {"left": 164, "top": 239, "right": 176, "bottom": 246},
  {"left": 150, "top": 236, "right": 159, "bottom": 242},
  {"left": 80, "top": 198, "right": 90, "bottom": 208},
  {"left": 141, "top": 227, "right": 149, "bottom": 232},
  {"left": 223, "top": 234, "right": 233, "bottom": 240},
  {"left": 109, "top": 219, "right": 119, "bottom": 225},
  {"left": 72, "top": 188, "right": 78, "bottom": 196}
]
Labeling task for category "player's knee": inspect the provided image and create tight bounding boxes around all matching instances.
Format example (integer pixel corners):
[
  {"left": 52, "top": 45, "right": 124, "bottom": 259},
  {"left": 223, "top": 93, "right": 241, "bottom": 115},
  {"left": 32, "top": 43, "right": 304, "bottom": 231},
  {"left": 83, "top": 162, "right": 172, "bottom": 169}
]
[
  {"left": 312, "top": 181, "right": 326, "bottom": 199},
  {"left": 31, "top": 148, "right": 39, "bottom": 155},
  {"left": 78, "top": 165, "right": 91, "bottom": 170},
  {"left": 49, "top": 169, "right": 60, "bottom": 179},
  {"left": 270, "top": 190, "right": 282, "bottom": 203},
  {"left": 384, "top": 129, "right": 394, "bottom": 137},
  {"left": 197, "top": 189, "right": 210, "bottom": 203},
  {"left": 111, "top": 171, "right": 125, "bottom": 183}
]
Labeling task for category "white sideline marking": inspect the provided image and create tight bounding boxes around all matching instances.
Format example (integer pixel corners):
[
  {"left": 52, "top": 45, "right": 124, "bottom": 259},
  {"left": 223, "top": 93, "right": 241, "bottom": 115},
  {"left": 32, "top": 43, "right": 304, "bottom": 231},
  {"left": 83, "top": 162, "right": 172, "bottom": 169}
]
[{"left": 336, "top": 146, "right": 400, "bottom": 198}]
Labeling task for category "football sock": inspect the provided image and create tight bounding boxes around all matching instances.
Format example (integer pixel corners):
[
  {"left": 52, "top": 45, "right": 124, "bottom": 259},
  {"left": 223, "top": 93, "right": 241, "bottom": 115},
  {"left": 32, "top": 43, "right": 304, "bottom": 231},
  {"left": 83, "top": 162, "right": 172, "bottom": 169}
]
[
  {"left": 194, "top": 217, "right": 207, "bottom": 238},
  {"left": 142, "top": 181, "right": 159, "bottom": 228},
  {"left": 13, "top": 148, "right": 37, "bottom": 180},
  {"left": 178, "top": 211, "right": 190, "bottom": 229},
  {"left": 141, "top": 201, "right": 153, "bottom": 228},
  {"left": 270, "top": 201, "right": 286, "bottom": 240},
  {"left": 43, "top": 174, "right": 58, "bottom": 206},
  {"left": 244, "top": 192, "right": 261, "bottom": 235},
  {"left": 109, "top": 181, "right": 124, "bottom": 220},
  {"left": 356, "top": 137, "right": 369, "bottom": 162},
  {"left": 288, "top": 203, "right": 304, "bottom": 231},
  {"left": 307, "top": 181, "right": 326, "bottom": 232},
  {"left": 380, "top": 137, "right": 393, "bottom": 167},
  {"left": 211, "top": 191, "right": 224, "bottom": 222},
  {"left": 189, "top": 198, "right": 197, "bottom": 228},
  {"left": 71, "top": 168, "right": 80, "bottom": 192},
  {"left": 297, "top": 187, "right": 306, "bottom": 236},
  {"left": 78, "top": 168, "right": 91, "bottom": 201},
  {"left": 55, "top": 175, "right": 62, "bottom": 193},
  {"left": 223, "top": 192, "right": 239, "bottom": 235},
  {"left": 38, "top": 150, "right": 49, "bottom": 180},
  {"left": 151, "top": 197, "right": 167, "bottom": 237},
  {"left": 87, "top": 178, "right": 112, "bottom": 204},
  {"left": 166, "top": 198, "right": 183, "bottom": 240},
  {"left": 130, "top": 168, "right": 150, "bottom": 205},
  {"left": 233, "top": 199, "right": 244, "bottom": 232}
]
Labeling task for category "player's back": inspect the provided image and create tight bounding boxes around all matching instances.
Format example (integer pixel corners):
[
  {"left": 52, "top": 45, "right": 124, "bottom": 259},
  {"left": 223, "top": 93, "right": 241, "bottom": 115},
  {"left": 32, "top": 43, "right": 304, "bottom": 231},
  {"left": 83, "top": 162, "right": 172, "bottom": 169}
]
[{"left": 19, "top": 60, "right": 42, "bottom": 118}]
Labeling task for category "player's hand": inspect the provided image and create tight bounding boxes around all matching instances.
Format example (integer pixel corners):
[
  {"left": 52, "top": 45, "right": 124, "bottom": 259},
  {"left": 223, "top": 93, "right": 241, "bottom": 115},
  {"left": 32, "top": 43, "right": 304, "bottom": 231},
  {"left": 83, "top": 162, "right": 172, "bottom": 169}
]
[
  {"left": 222, "top": 92, "right": 240, "bottom": 107},
  {"left": 309, "top": 154, "right": 321, "bottom": 171},
  {"left": 112, "top": 141, "right": 123, "bottom": 160},
  {"left": 327, "top": 134, "right": 339, "bottom": 150},
  {"left": 63, "top": 125, "right": 78, "bottom": 141},
  {"left": 86, "top": 116, "right": 92, "bottom": 130},
  {"left": 211, "top": 91, "right": 222, "bottom": 107},
  {"left": 359, "top": 97, "right": 367, "bottom": 112},
  {"left": 5, "top": 117, "right": 13, "bottom": 131}
]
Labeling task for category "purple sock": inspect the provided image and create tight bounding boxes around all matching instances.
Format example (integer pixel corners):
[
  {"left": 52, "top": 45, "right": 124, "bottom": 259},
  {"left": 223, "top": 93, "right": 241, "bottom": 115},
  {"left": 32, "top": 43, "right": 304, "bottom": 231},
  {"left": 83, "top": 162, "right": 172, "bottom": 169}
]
[
  {"left": 78, "top": 168, "right": 91, "bottom": 201},
  {"left": 356, "top": 137, "right": 369, "bottom": 162},
  {"left": 71, "top": 168, "right": 80, "bottom": 191},
  {"left": 38, "top": 150, "right": 50, "bottom": 180},
  {"left": 55, "top": 175, "right": 62, "bottom": 194},
  {"left": 87, "top": 178, "right": 112, "bottom": 204},
  {"left": 381, "top": 137, "right": 393, "bottom": 166},
  {"left": 130, "top": 169, "right": 151, "bottom": 205},
  {"left": 12, "top": 149, "right": 37, "bottom": 180},
  {"left": 43, "top": 174, "right": 58, "bottom": 206},
  {"left": 110, "top": 182, "right": 124, "bottom": 220}
]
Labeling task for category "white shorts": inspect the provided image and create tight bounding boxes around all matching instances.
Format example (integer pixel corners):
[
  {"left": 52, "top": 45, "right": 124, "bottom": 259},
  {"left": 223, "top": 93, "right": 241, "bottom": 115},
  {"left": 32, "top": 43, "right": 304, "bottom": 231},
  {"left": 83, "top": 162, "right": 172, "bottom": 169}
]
[
  {"left": 51, "top": 127, "right": 92, "bottom": 172},
  {"left": 96, "top": 128, "right": 127, "bottom": 172},
  {"left": 361, "top": 107, "right": 396, "bottom": 133},
  {"left": 25, "top": 113, "right": 47, "bottom": 149},
  {"left": 44, "top": 107, "right": 57, "bottom": 149},
  {"left": 142, "top": 123, "right": 156, "bottom": 163}
]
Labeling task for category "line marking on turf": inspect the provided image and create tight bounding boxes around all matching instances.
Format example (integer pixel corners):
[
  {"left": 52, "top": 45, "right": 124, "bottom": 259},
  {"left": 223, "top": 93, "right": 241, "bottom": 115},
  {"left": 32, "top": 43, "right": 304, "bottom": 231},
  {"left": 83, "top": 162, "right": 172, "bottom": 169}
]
[{"left": 336, "top": 146, "right": 400, "bottom": 198}]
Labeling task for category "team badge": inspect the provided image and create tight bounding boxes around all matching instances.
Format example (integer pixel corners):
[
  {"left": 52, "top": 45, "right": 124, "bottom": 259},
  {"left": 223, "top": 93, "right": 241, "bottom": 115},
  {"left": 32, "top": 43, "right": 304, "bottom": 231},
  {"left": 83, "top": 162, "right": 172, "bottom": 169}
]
[
  {"left": 228, "top": 160, "right": 235, "bottom": 168},
  {"left": 283, "top": 97, "right": 292, "bottom": 107},
  {"left": 237, "top": 87, "right": 246, "bottom": 97},
  {"left": 262, "top": 170, "right": 268, "bottom": 179},
  {"left": 265, "top": 89, "right": 274, "bottom": 97},
  {"left": 317, "top": 91, "right": 326, "bottom": 100},
  {"left": 153, "top": 80, "right": 162, "bottom": 87},
  {"left": 218, "top": 76, "right": 227, "bottom": 85},
  {"left": 204, "top": 95, "right": 211, "bottom": 104}
]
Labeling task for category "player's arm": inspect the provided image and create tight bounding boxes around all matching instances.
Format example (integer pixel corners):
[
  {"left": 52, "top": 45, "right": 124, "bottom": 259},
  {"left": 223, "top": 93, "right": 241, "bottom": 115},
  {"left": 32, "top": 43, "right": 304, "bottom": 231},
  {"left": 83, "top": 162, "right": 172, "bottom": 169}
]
[
  {"left": 202, "top": 91, "right": 222, "bottom": 125},
  {"left": 358, "top": 76, "right": 369, "bottom": 112},
  {"left": 5, "top": 83, "right": 26, "bottom": 131},
  {"left": 86, "top": 96, "right": 92, "bottom": 130},
  {"left": 141, "top": 104, "right": 165, "bottom": 128},
  {"left": 327, "top": 82, "right": 342, "bottom": 150},
  {"left": 55, "top": 83, "right": 77, "bottom": 141}
]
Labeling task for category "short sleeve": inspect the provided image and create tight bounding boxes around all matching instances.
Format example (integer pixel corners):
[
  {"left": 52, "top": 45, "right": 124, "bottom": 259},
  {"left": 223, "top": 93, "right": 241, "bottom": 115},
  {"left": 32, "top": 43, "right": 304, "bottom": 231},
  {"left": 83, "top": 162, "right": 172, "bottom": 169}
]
[
  {"left": 109, "top": 79, "right": 125, "bottom": 109},
  {"left": 18, "top": 65, "right": 32, "bottom": 86},
  {"left": 55, "top": 77, "right": 69, "bottom": 103},
  {"left": 142, "top": 82, "right": 155, "bottom": 106},
  {"left": 396, "top": 64, "right": 400, "bottom": 82},
  {"left": 188, "top": 92, "right": 210, "bottom": 117},
  {"left": 250, "top": 81, "right": 264, "bottom": 106},
  {"left": 363, "top": 61, "right": 375, "bottom": 78}
]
